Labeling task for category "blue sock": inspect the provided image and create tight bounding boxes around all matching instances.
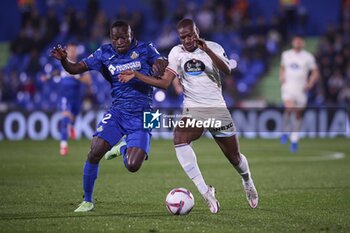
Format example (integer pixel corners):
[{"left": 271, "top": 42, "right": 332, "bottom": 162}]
[
  {"left": 83, "top": 161, "right": 99, "bottom": 202},
  {"left": 60, "top": 116, "right": 70, "bottom": 141},
  {"left": 121, "top": 145, "right": 128, "bottom": 168}
]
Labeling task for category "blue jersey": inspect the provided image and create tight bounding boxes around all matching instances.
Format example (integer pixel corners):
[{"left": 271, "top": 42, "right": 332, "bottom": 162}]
[
  {"left": 56, "top": 69, "right": 83, "bottom": 116},
  {"left": 49, "top": 61, "right": 83, "bottom": 99},
  {"left": 82, "top": 40, "right": 161, "bottom": 112},
  {"left": 47, "top": 61, "right": 84, "bottom": 115},
  {"left": 58, "top": 71, "right": 82, "bottom": 100}
]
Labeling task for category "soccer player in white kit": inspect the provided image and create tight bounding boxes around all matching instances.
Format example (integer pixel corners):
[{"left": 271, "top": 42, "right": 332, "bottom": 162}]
[
  {"left": 118, "top": 18, "right": 258, "bottom": 213},
  {"left": 279, "top": 35, "right": 319, "bottom": 153}
]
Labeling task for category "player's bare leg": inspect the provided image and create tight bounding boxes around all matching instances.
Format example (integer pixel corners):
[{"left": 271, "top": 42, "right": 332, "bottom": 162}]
[
  {"left": 214, "top": 135, "right": 259, "bottom": 208},
  {"left": 173, "top": 118, "right": 220, "bottom": 214}
]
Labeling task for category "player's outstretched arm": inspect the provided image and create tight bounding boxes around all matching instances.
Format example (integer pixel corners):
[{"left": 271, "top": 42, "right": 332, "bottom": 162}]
[
  {"left": 50, "top": 45, "right": 88, "bottom": 75},
  {"left": 119, "top": 69, "right": 176, "bottom": 90}
]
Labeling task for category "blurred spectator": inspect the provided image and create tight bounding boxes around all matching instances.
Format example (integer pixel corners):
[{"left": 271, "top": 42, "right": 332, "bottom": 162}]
[
  {"left": 338, "top": 81, "right": 350, "bottom": 106},
  {"left": 279, "top": 0, "right": 299, "bottom": 33},
  {"left": 172, "top": 1, "right": 187, "bottom": 23},
  {"left": 315, "top": 0, "right": 350, "bottom": 106},
  {"left": 227, "top": 0, "right": 249, "bottom": 29},
  {"left": 86, "top": 0, "right": 100, "bottom": 27},
  {"left": 10, "top": 29, "right": 34, "bottom": 55},
  {"left": 18, "top": 0, "right": 36, "bottom": 28},
  {"left": 195, "top": 0, "right": 215, "bottom": 38},
  {"left": 156, "top": 27, "right": 178, "bottom": 54},
  {"left": 90, "top": 11, "right": 109, "bottom": 42},
  {"left": 327, "top": 69, "right": 344, "bottom": 103},
  {"left": 152, "top": 0, "right": 167, "bottom": 22}
]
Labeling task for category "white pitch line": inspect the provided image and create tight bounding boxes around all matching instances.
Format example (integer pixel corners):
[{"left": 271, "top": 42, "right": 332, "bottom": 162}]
[
  {"left": 154, "top": 151, "right": 346, "bottom": 165},
  {"left": 249, "top": 151, "right": 346, "bottom": 163}
]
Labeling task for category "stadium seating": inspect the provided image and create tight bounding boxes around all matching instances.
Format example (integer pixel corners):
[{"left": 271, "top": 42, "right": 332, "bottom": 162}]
[{"left": 0, "top": 0, "right": 344, "bottom": 110}]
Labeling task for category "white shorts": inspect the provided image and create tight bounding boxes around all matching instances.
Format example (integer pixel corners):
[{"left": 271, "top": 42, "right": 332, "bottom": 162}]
[
  {"left": 182, "top": 107, "right": 236, "bottom": 137},
  {"left": 281, "top": 86, "right": 307, "bottom": 108}
]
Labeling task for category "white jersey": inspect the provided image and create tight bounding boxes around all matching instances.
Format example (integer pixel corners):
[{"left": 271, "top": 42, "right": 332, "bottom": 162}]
[
  {"left": 281, "top": 49, "right": 317, "bottom": 92},
  {"left": 166, "top": 41, "right": 230, "bottom": 108}
]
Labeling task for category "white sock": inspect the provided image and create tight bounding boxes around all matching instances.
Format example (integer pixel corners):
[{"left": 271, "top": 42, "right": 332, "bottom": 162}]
[
  {"left": 290, "top": 114, "right": 301, "bottom": 143},
  {"left": 283, "top": 112, "right": 291, "bottom": 133},
  {"left": 175, "top": 144, "right": 209, "bottom": 195},
  {"left": 234, "top": 154, "right": 251, "bottom": 182},
  {"left": 60, "top": 141, "right": 68, "bottom": 147}
]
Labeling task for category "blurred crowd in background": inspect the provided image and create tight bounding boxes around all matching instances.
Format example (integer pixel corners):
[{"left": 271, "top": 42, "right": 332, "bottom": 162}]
[
  {"left": 315, "top": 0, "right": 350, "bottom": 107},
  {"left": 0, "top": 0, "right": 349, "bottom": 112}
]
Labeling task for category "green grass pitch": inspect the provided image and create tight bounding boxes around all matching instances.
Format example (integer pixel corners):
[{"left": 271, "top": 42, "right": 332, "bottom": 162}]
[{"left": 0, "top": 138, "right": 349, "bottom": 233}]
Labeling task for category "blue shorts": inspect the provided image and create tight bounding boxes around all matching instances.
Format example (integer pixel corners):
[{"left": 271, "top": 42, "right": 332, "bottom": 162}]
[
  {"left": 58, "top": 97, "right": 81, "bottom": 117},
  {"left": 93, "top": 106, "right": 152, "bottom": 155}
]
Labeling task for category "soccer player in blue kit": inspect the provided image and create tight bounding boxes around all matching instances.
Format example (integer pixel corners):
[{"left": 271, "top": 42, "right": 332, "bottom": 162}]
[
  {"left": 43, "top": 42, "right": 91, "bottom": 156},
  {"left": 50, "top": 21, "right": 168, "bottom": 212}
]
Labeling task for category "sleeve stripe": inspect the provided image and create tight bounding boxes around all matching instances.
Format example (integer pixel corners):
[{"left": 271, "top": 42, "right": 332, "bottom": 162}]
[{"left": 166, "top": 67, "right": 178, "bottom": 76}]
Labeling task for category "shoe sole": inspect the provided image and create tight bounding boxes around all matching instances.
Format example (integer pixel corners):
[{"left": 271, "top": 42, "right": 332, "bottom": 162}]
[{"left": 74, "top": 205, "right": 94, "bottom": 212}]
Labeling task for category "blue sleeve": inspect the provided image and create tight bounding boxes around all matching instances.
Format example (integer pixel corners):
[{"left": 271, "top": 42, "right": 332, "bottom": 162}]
[
  {"left": 82, "top": 47, "right": 103, "bottom": 71},
  {"left": 147, "top": 43, "right": 161, "bottom": 64}
]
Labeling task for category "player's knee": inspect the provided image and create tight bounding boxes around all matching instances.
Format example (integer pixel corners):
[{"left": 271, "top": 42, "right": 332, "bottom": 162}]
[
  {"left": 87, "top": 151, "right": 101, "bottom": 164},
  {"left": 126, "top": 161, "right": 141, "bottom": 173},
  {"left": 173, "top": 131, "right": 189, "bottom": 145},
  {"left": 87, "top": 147, "right": 104, "bottom": 163},
  {"left": 87, "top": 139, "right": 109, "bottom": 164},
  {"left": 173, "top": 136, "right": 183, "bottom": 145}
]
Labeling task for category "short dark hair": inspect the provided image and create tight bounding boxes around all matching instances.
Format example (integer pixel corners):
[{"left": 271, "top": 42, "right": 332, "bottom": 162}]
[
  {"left": 110, "top": 20, "right": 131, "bottom": 30},
  {"left": 176, "top": 18, "right": 195, "bottom": 30}
]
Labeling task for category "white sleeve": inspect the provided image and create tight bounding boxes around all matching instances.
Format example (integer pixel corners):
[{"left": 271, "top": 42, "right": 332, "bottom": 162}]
[
  {"left": 166, "top": 46, "right": 179, "bottom": 75},
  {"left": 210, "top": 42, "right": 230, "bottom": 67},
  {"left": 281, "top": 52, "right": 286, "bottom": 67}
]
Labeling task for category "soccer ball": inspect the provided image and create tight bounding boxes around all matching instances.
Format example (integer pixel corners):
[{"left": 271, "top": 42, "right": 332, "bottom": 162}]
[{"left": 165, "top": 187, "right": 195, "bottom": 215}]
